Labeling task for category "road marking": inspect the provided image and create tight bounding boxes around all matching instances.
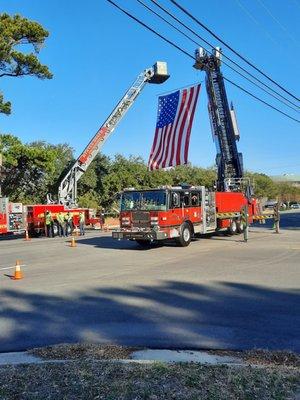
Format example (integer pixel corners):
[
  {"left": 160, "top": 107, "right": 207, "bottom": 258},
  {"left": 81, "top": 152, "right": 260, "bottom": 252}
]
[{"left": 0, "top": 265, "right": 26, "bottom": 271}]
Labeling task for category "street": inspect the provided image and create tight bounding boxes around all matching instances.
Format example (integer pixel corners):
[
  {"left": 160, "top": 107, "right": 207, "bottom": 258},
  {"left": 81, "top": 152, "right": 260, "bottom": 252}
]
[{"left": 0, "top": 211, "right": 299, "bottom": 353}]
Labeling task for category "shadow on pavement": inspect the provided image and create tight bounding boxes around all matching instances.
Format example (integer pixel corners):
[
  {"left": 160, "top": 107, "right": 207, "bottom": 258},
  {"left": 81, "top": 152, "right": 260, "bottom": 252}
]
[{"left": 1, "top": 281, "right": 299, "bottom": 353}]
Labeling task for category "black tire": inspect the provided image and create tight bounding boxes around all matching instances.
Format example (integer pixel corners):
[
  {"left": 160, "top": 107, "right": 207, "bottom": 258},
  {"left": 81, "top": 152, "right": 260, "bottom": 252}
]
[
  {"left": 176, "top": 222, "right": 192, "bottom": 247},
  {"left": 136, "top": 240, "right": 151, "bottom": 248},
  {"left": 227, "top": 219, "right": 238, "bottom": 235},
  {"left": 236, "top": 219, "right": 245, "bottom": 234},
  {"left": 31, "top": 229, "right": 41, "bottom": 238}
]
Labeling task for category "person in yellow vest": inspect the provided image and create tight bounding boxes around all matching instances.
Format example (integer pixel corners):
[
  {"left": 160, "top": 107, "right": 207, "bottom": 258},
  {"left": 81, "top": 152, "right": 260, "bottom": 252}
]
[
  {"left": 79, "top": 211, "right": 85, "bottom": 236},
  {"left": 57, "top": 212, "right": 65, "bottom": 237},
  {"left": 45, "top": 210, "right": 54, "bottom": 238},
  {"left": 64, "top": 212, "right": 73, "bottom": 237}
]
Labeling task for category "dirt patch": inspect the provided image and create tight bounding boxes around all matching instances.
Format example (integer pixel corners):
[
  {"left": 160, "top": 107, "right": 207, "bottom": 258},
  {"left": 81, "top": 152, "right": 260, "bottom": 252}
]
[
  {"left": 0, "top": 361, "right": 299, "bottom": 400},
  {"left": 209, "top": 349, "right": 300, "bottom": 368},
  {"left": 29, "top": 343, "right": 137, "bottom": 360}
]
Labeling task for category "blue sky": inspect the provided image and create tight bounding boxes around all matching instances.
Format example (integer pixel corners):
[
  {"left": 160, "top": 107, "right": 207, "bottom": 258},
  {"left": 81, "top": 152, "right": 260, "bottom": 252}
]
[{"left": 1, "top": 0, "right": 299, "bottom": 175}]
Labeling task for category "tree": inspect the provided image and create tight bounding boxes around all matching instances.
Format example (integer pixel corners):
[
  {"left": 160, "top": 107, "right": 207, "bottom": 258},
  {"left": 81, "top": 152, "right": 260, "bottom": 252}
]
[
  {"left": 246, "top": 172, "right": 278, "bottom": 199},
  {"left": 0, "top": 134, "right": 73, "bottom": 203},
  {"left": 0, "top": 13, "right": 53, "bottom": 114}
]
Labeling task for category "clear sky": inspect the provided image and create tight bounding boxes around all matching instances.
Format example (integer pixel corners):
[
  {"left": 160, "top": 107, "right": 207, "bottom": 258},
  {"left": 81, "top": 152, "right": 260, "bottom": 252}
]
[{"left": 1, "top": 0, "right": 300, "bottom": 175}]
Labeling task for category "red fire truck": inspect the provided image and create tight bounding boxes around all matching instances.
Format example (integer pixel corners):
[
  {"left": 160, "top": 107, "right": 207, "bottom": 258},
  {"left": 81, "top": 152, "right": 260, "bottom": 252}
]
[
  {"left": 0, "top": 198, "right": 24, "bottom": 235},
  {"left": 112, "top": 185, "right": 256, "bottom": 246},
  {"left": 0, "top": 197, "right": 98, "bottom": 237},
  {"left": 26, "top": 204, "right": 99, "bottom": 237},
  {"left": 113, "top": 47, "right": 261, "bottom": 246}
]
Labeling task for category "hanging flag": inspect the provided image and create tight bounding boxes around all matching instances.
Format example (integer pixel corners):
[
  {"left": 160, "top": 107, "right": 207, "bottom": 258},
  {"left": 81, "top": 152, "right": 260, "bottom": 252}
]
[{"left": 148, "top": 84, "right": 201, "bottom": 170}]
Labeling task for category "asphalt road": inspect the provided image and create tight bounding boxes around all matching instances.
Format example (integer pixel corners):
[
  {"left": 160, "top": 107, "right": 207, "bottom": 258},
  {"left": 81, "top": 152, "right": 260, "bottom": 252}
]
[{"left": 0, "top": 211, "right": 299, "bottom": 353}]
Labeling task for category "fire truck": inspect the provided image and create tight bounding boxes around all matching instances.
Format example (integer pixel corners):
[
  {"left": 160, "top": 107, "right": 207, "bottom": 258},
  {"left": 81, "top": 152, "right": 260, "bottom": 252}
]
[
  {"left": 0, "top": 198, "right": 24, "bottom": 235},
  {"left": 112, "top": 47, "right": 258, "bottom": 247},
  {"left": 0, "top": 62, "right": 169, "bottom": 236}
]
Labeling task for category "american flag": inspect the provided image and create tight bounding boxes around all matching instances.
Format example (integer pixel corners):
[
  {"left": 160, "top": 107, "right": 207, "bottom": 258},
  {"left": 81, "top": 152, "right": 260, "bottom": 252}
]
[{"left": 148, "top": 84, "right": 201, "bottom": 170}]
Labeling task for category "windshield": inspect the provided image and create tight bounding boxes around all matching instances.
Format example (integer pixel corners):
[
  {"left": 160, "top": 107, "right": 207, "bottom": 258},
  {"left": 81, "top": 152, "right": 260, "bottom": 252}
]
[{"left": 121, "top": 190, "right": 167, "bottom": 211}]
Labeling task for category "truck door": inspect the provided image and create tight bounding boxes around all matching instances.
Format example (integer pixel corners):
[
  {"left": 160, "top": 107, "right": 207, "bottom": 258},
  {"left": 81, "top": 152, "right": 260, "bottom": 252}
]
[{"left": 201, "top": 187, "right": 216, "bottom": 233}]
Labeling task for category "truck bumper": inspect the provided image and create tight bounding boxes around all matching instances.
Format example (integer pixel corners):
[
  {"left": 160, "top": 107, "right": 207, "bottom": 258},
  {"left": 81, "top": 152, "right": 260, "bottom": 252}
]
[{"left": 112, "top": 229, "right": 168, "bottom": 241}]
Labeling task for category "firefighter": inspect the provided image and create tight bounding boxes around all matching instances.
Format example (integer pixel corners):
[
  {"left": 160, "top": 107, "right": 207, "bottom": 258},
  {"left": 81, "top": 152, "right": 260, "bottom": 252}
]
[
  {"left": 57, "top": 212, "right": 65, "bottom": 237},
  {"left": 45, "top": 210, "right": 54, "bottom": 238},
  {"left": 64, "top": 212, "right": 73, "bottom": 236},
  {"left": 79, "top": 211, "right": 85, "bottom": 236}
]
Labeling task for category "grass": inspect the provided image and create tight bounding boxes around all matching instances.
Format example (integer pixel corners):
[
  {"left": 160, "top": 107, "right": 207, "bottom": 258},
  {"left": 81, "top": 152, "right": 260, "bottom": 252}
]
[{"left": 0, "top": 360, "right": 299, "bottom": 400}]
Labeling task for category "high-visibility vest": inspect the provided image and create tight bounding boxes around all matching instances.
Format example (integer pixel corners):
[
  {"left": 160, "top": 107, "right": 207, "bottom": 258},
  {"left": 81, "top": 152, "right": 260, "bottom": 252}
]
[
  {"left": 45, "top": 213, "right": 52, "bottom": 225},
  {"left": 58, "top": 214, "right": 64, "bottom": 224},
  {"left": 79, "top": 213, "right": 85, "bottom": 223}
]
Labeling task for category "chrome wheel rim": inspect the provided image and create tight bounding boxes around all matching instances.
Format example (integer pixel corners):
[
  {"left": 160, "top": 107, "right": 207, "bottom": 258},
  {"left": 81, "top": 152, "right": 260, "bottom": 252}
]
[
  {"left": 183, "top": 227, "right": 190, "bottom": 242},
  {"left": 231, "top": 220, "right": 237, "bottom": 232}
]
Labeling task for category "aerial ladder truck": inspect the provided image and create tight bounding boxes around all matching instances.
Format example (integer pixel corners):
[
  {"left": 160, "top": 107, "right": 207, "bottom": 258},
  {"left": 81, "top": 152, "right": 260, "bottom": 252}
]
[
  {"left": 194, "top": 47, "right": 245, "bottom": 192},
  {"left": 113, "top": 48, "right": 259, "bottom": 247},
  {"left": 0, "top": 62, "right": 169, "bottom": 236},
  {"left": 56, "top": 62, "right": 169, "bottom": 207}
]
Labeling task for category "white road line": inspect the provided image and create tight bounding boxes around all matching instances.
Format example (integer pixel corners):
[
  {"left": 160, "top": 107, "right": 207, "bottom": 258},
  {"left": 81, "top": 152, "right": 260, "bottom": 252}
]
[{"left": 0, "top": 265, "right": 26, "bottom": 271}]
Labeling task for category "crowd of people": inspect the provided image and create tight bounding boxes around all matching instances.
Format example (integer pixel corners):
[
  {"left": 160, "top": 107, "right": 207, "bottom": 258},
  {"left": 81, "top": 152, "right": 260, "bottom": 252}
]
[{"left": 44, "top": 210, "right": 85, "bottom": 238}]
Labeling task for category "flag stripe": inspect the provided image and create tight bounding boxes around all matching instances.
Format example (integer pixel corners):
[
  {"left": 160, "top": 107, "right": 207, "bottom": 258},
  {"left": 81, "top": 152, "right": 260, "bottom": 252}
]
[
  {"left": 176, "top": 87, "right": 195, "bottom": 165},
  {"left": 184, "top": 85, "right": 201, "bottom": 163}
]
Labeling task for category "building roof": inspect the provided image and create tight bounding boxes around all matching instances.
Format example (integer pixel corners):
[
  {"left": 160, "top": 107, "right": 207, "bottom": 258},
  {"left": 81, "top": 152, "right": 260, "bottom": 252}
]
[{"left": 271, "top": 175, "right": 300, "bottom": 183}]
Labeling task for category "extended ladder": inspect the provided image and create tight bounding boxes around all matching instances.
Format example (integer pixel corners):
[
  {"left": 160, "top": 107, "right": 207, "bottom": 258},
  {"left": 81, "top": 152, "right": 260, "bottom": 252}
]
[{"left": 57, "top": 62, "right": 169, "bottom": 206}]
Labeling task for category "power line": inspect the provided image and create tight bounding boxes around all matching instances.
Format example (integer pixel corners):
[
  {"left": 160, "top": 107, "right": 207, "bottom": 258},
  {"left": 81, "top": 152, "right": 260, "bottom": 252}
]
[
  {"left": 140, "top": 0, "right": 299, "bottom": 112},
  {"left": 223, "top": 77, "right": 300, "bottom": 123},
  {"left": 169, "top": 0, "right": 300, "bottom": 102},
  {"left": 106, "top": 0, "right": 300, "bottom": 123},
  {"left": 234, "top": 0, "right": 280, "bottom": 46},
  {"left": 256, "top": 0, "right": 299, "bottom": 46}
]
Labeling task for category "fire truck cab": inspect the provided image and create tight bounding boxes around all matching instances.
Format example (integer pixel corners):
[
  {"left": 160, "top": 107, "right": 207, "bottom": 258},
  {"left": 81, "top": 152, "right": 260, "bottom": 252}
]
[{"left": 112, "top": 186, "right": 254, "bottom": 247}]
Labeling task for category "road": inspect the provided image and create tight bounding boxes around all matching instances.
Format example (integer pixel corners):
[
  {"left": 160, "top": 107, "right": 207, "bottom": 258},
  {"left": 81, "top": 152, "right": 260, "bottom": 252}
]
[{"left": 0, "top": 211, "right": 299, "bottom": 353}]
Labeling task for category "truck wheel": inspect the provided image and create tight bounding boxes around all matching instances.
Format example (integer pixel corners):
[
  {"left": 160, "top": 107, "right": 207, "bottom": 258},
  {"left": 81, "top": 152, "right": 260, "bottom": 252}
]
[
  {"left": 176, "top": 222, "right": 192, "bottom": 247},
  {"left": 32, "top": 230, "right": 41, "bottom": 238},
  {"left": 236, "top": 219, "right": 245, "bottom": 234},
  {"left": 227, "top": 219, "right": 238, "bottom": 235},
  {"left": 53, "top": 223, "right": 59, "bottom": 237}
]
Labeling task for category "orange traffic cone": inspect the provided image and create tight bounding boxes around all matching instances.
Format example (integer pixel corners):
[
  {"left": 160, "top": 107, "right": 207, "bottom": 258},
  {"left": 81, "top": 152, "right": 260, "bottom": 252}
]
[
  {"left": 13, "top": 260, "right": 23, "bottom": 280},
  {"left": 70, "top": 237, "right": 76, "bottom": 247},
  {"left": 24, "top": 230, "right": 31, "bottom": 241}
]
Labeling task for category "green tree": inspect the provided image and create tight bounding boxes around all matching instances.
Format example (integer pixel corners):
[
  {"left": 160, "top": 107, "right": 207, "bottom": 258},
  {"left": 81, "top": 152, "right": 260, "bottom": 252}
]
[
  {"left": 0, "top": 134, "right": 73, "bottom": 203},
  {"left": 246, "top": 172, "right": 278, "bottom": 199},
  {"left": 0, "top": 13, "right": 53, "bottom": 114}
]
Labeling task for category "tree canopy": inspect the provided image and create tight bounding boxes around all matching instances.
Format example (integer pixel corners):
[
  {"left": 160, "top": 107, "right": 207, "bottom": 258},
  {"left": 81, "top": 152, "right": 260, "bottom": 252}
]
[
  {"left": 0, "top": 134, "right": 299, "bottom": 209},
  {"left": 0, "top": 13, "right": 53, "bottom": 115}
]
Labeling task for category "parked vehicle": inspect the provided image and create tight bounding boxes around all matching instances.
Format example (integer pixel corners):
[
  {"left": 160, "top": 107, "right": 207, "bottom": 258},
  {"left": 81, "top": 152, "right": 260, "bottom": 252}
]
[{"left": 290, "top": 203, "right": 300, "bottom": 209}]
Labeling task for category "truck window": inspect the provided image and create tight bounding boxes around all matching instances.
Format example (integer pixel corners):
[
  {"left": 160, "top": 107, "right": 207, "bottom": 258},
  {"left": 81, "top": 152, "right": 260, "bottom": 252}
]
[
  {"left": 181, "top": 192, "right": 190, "bottom": 207},
  {"left": 171, "top": 192, "right": 180, "bottom": 208},
  {"left": 191, "top": 192, "right": 199, "bottom": 206}
]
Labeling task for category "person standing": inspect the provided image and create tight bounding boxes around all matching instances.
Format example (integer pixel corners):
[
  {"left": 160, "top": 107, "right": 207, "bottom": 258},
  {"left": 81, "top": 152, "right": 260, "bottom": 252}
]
[
  {"left": 57, "top": 212, "right": 65, "bottom": 237},
  {"left": 79, "top": 211, "right": 85, "bottom": 236},
  {"left": 65, "top": 212, "right": 73, "bottom": 236},
  {"left": 45, "top": 210, "right": 54, "bottom": 238}
]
